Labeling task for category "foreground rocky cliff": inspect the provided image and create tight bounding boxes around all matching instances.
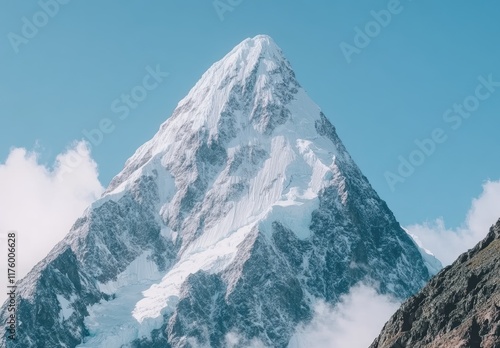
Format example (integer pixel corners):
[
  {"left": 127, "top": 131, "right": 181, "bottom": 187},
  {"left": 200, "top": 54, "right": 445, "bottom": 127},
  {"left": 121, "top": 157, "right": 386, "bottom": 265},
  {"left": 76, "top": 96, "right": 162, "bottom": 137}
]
[{"left": 370, "top": 218, "right": 500, "bottom": 348}]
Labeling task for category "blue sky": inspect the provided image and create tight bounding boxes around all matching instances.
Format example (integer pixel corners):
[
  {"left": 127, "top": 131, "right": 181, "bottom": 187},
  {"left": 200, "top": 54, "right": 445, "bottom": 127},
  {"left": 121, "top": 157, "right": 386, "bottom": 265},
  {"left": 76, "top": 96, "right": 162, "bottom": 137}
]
[{"left": 1, "top": 0, "right": 499, "bottom": 228}]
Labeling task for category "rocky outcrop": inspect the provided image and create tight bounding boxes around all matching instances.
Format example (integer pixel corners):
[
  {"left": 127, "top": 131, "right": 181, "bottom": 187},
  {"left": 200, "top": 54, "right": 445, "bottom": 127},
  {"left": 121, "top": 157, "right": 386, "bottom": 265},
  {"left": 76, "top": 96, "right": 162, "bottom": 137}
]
[{"left": 370, "top": 219, "right": 500, "bottom": 348}]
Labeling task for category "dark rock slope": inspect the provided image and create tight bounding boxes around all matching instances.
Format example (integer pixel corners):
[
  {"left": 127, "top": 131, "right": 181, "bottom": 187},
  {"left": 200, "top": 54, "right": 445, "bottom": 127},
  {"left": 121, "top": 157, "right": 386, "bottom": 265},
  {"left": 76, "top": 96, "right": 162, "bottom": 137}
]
[{"left": 370, "top": 218, "right": 500, "bottom": 348}]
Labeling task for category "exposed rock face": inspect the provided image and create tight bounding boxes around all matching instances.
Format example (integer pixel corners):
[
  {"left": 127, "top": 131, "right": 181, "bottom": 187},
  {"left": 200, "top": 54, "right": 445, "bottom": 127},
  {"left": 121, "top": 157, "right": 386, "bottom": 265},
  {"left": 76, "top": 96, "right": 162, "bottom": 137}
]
[
  {"left": 1, "top": 35, "right": 434, "bottom": 348},
  {"left": 370, "top": 219, "right": 500, "bottom": 348}
]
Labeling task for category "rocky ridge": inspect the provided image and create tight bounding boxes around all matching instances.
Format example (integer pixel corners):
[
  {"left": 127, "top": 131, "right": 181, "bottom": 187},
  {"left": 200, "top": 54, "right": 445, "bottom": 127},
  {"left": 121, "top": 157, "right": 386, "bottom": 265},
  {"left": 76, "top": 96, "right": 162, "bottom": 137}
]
[{"left": 370, "top": 218, "right": 500, "bottom": 348}]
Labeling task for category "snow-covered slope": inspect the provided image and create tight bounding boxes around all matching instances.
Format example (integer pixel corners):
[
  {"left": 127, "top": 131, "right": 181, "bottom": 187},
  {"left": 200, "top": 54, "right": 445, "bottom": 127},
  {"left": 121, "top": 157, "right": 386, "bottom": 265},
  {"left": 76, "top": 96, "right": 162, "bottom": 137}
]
[
  {"left": 1, "top": 35, "right": 435, "bottom": 348},
  {"left": 404, "top": 228, "right": 442, "bottom": 276}
]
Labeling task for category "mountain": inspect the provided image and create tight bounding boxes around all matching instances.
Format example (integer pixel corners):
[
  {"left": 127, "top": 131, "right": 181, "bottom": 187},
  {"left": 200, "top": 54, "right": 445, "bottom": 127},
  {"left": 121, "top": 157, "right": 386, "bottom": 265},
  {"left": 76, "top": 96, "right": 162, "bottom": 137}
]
[
  {"left": 1, "top": 35, "right": 435, "bottom": 348},
  {"left": 370, "top": 218, "right": 500, "bottom": 348}
]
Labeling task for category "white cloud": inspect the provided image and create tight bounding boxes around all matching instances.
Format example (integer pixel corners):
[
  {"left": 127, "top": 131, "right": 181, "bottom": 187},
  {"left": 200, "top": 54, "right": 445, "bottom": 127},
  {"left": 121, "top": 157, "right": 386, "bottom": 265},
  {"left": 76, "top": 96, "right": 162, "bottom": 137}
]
[
  {"left": 0, "top": 141, "right": 104, "bottom": 303},
  {"left": 405, "top": 179, "right": 500, "bottom": 266},
  {"left": 288, "top": 283, "right": 400, "bottom": 348},
  {"left": 225, "top": 332, "right": 267, "bottom": 348}
]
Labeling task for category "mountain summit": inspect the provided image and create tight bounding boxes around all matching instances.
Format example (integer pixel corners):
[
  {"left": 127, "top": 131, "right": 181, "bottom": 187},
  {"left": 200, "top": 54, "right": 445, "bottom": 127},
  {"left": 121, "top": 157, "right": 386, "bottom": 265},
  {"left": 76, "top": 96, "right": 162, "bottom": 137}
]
[{"left": 2, "top": 35, "right": 434, "bottom": 348}]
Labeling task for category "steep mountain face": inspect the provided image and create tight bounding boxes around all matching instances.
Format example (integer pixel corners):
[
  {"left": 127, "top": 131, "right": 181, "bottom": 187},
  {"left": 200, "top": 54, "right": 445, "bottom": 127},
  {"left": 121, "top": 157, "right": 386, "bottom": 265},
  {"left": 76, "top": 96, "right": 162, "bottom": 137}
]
[
  {"left": 2, "top": 35, "right": 434, "bottom": 348},
  {"left": 370, "top": 218, "right": 500, "bottom": 348}
]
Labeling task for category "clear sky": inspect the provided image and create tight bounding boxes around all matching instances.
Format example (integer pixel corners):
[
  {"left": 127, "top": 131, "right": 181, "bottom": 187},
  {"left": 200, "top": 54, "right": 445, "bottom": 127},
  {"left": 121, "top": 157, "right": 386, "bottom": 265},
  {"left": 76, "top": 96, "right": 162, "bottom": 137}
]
[{"left": 1, "top": 0, "right": 499, "bottom": 228}]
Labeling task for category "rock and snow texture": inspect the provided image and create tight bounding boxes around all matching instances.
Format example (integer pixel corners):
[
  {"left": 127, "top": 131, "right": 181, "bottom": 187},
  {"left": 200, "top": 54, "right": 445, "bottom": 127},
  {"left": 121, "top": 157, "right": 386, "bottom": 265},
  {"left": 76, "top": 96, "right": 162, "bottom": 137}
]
[
  {"left": 370, "top": 218, "right": 500, "bottom": 348},
  {"left": 1, "top": 35, "right": 433, "bottom": 348}
]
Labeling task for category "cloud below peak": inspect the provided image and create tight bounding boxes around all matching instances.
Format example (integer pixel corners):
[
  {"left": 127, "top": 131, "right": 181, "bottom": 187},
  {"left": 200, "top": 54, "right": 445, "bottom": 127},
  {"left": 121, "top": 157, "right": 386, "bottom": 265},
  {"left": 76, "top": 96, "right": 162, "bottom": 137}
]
[
  {"left": 405, "top": 179, "right": 500, "bottom": 266},
  {"left": 288, "top": 283, "right": 400, "bottom": 348},
  {"left": 0, "top": 141, "right": 104, "bottom": 303}
]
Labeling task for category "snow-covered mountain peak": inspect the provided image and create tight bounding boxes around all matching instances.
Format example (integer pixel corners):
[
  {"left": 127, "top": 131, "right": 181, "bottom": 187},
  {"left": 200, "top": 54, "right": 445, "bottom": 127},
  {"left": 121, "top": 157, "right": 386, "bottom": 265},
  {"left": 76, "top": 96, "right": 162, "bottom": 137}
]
[
  {"left": 166, "top": 34, "right": 299, "bottom": 130},
  {"left": 201, "top": 34, "right": 290, "bottom": 87},
  {"left": 105, "top": 35, "right": 314, "bottom": 195},
  {"left": 1, "top": 35, "right": 434, "bottom": 348}
]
